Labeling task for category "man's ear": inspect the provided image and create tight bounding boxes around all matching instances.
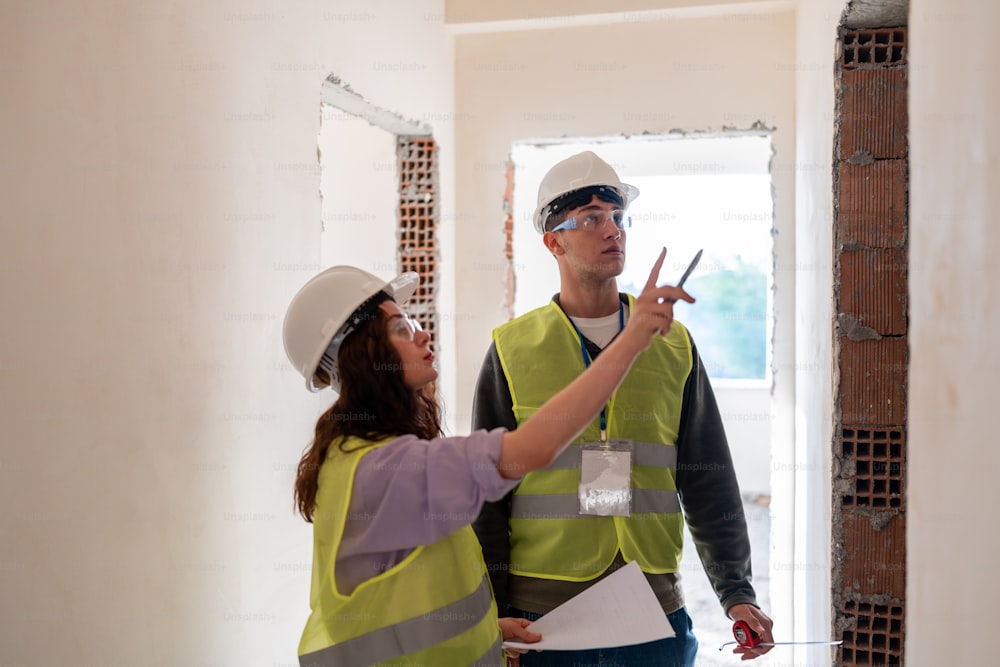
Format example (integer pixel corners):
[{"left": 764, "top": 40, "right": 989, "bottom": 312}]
[{"left": 542, "top": 231, "right": 565, "bottom": 257}]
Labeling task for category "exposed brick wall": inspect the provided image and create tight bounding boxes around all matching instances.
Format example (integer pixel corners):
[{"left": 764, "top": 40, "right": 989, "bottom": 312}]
[
  {"left": 397, "top": 137, "right": 439, "bottom": 343},
  {"left": 833, "top": 26, "right": 908, "bottom": 667}
]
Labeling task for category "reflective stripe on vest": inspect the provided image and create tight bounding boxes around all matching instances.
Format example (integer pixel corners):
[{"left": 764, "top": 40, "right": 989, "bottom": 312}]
[
  {"left": 544, "top": 439, "right": 678, "bottom": 470},
  {"left": 516, "top": 440, "right": 680, "bottom": 516},
  {"left": 298, "top": 435, "right": 503, "bottom": 666},
  {"left": 470, "top": 635, "right": 504, "bottom": 667},
  {"left": 300, "top": 575, "right": 498, "bottom": 666},
  {"left": 511, "top": 489, "right": 682, "bottom": 519},
  {"left": 493, "top": 297, "right": 692, "bottom": 580}
]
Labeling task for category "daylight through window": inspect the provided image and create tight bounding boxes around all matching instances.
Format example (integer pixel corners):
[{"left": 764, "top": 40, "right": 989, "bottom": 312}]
[{"left": 511, "top": 135, "right": 774, "bottom": 384}]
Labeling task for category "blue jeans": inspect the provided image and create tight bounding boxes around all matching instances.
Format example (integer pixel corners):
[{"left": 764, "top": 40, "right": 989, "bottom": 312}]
[{"left": 511, "top": 606, "right": 698, "bottom": 667}]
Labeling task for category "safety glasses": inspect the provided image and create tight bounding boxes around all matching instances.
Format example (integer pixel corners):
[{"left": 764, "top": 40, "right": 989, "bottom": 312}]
[{"left": 550, "top": 209, "right": 631, "bottom": 233}]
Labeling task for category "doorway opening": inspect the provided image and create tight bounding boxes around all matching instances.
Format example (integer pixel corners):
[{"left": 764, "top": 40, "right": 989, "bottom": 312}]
[
  {"left": 510, "top": 134, "right": 781, "bottom": 657},
  {"left": 317, "top": 75, "right": 442, "bottom": 343}
]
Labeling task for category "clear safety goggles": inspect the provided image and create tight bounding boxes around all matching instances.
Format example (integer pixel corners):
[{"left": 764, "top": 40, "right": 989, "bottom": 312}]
[
  {"left": 389, "top": 314, "right": 424, "bottom": 341},
  {"left": 550, "top": 208, "right": 631, "bottom": 233}
]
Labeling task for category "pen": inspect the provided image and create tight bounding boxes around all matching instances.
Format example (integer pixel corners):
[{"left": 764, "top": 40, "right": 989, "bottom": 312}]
[
  {"left": 666, "top": 249, "right": 702, "bottom": 303},
  {"left": 676, "top": 249, "right": 702, "bottom": 289}
]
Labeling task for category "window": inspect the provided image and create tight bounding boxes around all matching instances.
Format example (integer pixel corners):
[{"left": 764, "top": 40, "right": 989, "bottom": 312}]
[{"left": 511, "top": 135, "right": 774, "bottom": 384}]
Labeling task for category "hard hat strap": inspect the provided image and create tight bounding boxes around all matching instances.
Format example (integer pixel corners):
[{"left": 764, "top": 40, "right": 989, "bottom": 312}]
[{"left": 315, "top": 290, "right": 392, "bottom": 388}]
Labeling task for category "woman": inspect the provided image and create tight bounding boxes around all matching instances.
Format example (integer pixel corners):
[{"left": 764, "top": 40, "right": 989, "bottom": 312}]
[{"left": 282, "top": 248, "right": 692, "bottom": 667}]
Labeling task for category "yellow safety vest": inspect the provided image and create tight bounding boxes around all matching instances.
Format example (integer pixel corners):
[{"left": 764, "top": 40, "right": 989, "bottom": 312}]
[
  {"left": 298, "top": 436, "right": 505, "bottom": 666},
  {"left": 493, "top": 297, "right": 692, "bottom": 581}
]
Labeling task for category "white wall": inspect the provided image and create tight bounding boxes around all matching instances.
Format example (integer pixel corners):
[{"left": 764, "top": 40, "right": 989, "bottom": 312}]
[
  {"left": 319, "top": 112, "right": 399, "bottom": 279},
  {"left": 0, "top": 1, "right": 454, "bottom": 663},
  {"left": 790, "top": 0, "right": 842, "bottom": 662},
  {"left": 907, "top": 1, "right": 1000, "bottom": 664}
]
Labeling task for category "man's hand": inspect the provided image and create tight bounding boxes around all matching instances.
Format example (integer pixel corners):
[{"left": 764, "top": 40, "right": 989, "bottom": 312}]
[
  {"left": 622, "top": 247, "right": 696, "bottom": 352},
  {"left": 499, "top": 617, "right": 541, "bottom": 666},
  {"left": 728, "top": 604, "right": 774, "bottom": 660}
]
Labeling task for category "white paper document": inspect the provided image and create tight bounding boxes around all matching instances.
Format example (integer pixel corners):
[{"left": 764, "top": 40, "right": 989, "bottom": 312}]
[{"left": 501, "top": 560, "right": 675, "bottom": 651}]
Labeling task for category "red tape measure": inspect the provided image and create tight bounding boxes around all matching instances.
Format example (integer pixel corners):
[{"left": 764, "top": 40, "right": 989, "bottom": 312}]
[
  {"left": 733, "top": 620, "right": 762, "bottom": 648},
  {"left": 720, "top": 620, "right": 844, "bottom": 651}
]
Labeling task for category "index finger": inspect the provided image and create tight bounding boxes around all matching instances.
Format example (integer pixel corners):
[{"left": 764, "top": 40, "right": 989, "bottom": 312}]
[{"left": 642, "top": 247, "right": 668, "bottom": 293}]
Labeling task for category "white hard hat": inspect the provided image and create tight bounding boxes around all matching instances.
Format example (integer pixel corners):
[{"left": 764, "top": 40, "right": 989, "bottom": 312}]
[
  {"left": 282, "top": 266, "right": 419, "bottom": 393},
  {"left": 532, "top": 151, "right": 639, "bottom": 234}
]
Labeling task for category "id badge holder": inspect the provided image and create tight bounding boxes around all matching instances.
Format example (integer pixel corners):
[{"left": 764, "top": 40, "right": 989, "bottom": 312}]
[{"left": 578, "top": 439, "right": 633, "bottom": 517}]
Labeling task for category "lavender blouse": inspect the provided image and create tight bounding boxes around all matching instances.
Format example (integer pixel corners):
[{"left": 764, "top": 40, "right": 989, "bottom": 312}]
[{"left": 333, "top": 427, "right": 518, "bottom": 593}]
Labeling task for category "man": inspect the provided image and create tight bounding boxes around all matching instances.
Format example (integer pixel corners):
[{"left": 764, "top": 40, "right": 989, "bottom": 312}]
[{"left": 471, "top": 151, "right": 774, "bottom": 666}]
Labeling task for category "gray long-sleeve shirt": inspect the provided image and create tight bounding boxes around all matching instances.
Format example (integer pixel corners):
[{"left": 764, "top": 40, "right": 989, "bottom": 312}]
[{"left": 471, "top": 295, "right": 759, "bottom": 617}]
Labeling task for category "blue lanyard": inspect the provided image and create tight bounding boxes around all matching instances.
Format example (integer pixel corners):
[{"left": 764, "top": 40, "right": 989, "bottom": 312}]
[{"left": 565, "top": 300, "right": 625, "bottom": 442}]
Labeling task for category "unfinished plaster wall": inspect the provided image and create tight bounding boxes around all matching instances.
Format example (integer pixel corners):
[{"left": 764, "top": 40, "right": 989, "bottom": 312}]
[
  {"left": 907, "top": 0, "right": 1000, "bottom": 664},
  {"left": 0, "top": 0, "right": 455, "bottom": 662}
]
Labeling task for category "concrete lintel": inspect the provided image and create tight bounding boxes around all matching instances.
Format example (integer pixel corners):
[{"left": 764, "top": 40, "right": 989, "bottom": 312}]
[
  {"left": 842, "top": 0, "right": 908, "bottom": 29},
  {"left": 320, "top": 75, "right": 432, "bottom": 137}
]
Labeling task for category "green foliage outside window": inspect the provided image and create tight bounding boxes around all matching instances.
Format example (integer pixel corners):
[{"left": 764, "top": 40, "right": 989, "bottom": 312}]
[{"left": 622, "top": 255, "right": 768, "bottom": 380}]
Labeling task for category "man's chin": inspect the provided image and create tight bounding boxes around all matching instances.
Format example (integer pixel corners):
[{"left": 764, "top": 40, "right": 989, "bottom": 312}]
[{"left": 602, "top": 256, "right": 626, "bottom": 276}]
